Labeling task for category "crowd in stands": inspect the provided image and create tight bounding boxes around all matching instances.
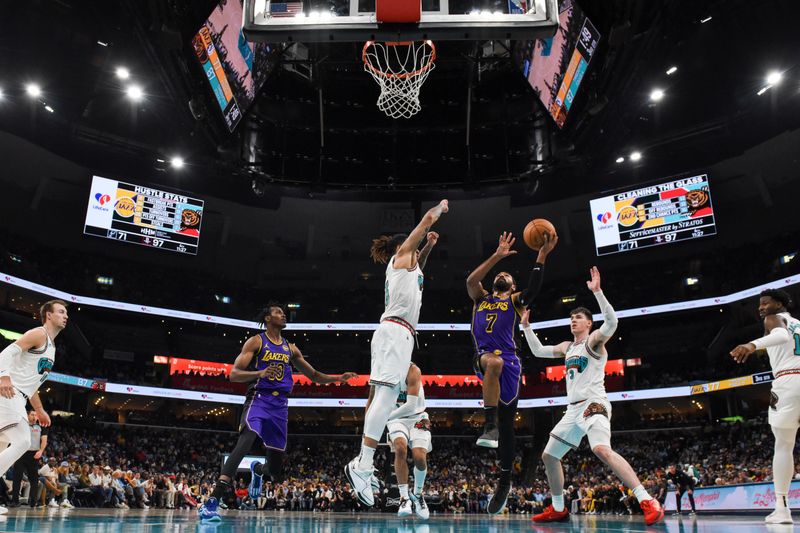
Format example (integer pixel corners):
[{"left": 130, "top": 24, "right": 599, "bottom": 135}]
[{"left": 0, "top": 417, "right": 790, "bottom": 515}]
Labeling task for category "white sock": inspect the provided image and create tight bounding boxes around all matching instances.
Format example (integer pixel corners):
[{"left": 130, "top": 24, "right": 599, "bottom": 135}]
[
  {"left": 777, "top": 493, "right": 789, "bottom": 509},
  {"left": 552, "top": 493, "right": 564, "bottom": 512},
  {"left": 413, "top": 467, "right": 427, "bottom": 495},
  {"left": 633, "top": 484, "right": 651, "bottom": 503},
  {"left": 399, "top": 484, "right": 409, "bottom": 499},
  {"left": 357, "top": 444, "right": 375, "bottom": 471}
]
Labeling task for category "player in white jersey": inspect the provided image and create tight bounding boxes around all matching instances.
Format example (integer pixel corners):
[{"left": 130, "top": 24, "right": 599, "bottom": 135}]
[
  {"left": 345, "top": 200, "right": 449, "bottom": 507},
  {"left": 387, "top": 363, "right": 431, "bottom": 519},
  {"left": 731, "top": 288, "right": 799, "bottom": 525},
  {"left": 0, "top": 299, "right": 65, "bottom": 514},
  {"left": 521, "top": 267, "right": 664, "bottom": 526}
]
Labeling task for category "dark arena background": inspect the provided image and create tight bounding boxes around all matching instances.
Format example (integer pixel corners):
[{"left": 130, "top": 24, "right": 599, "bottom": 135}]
[{"left": 1, "top": 0, "right": 799, "bottom": 531}]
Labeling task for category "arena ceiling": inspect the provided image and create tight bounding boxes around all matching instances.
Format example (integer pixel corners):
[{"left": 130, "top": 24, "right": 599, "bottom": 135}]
[{"left": 1, "top": 0, "right": 798, "bottom": 203}]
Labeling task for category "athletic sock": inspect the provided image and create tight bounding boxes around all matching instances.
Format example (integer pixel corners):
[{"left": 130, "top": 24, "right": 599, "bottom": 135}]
[
  {"left": 499, "top": 469, "right": 511, "bottom": 485},
  {"left": 632, "top": 484, "right": 651, "bottom": 503},
  {"left": 210, "top": 478, "right": 232, "bottom": 500},
  {"left": 484, "top": 406, "right": 498, "bottom": 430},
  {"left": 398, "top": 484, "right": 409, "bottom": 499},
  {"left": 552, "top": 493, "right": 564, "bottom": 512},
  {"left": 776, "top": 493, "right": 788, "bottom": 509},
  {"left": 413, "top": 468, "right": 427, "bottom": 495},
  {"left": 357, "top": 444, "right": 375, "bottom": 471}
]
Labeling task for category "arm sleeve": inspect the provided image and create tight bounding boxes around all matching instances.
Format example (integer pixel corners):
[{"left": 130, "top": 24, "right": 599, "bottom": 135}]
[
  {"left": 593, "top": 290, "right": 618, "bottom": 337},
  {"left": 751, "top": 327, "right": 791, "bottom": 350},
  {"left": 518, "top": 263, "right": 544, "bottom": 308},
  {"left": 388, "top": 394, "right": 422, "bottom": 421},
  {"left": 0, "top": 343, "right": 22, "bottom": 376},
  {"left": 521, "top": 325, "right": 560, "bottom": 358}
]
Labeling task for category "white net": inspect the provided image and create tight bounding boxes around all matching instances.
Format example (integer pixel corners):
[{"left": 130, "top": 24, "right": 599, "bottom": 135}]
[{"left": 362, "top": 40, "right": 436, "bottom": 119}]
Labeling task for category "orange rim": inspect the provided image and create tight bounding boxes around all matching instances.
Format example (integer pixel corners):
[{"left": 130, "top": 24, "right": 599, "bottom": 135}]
[{"left": 362, "top": 40, "right": 437, "bottom": 80}]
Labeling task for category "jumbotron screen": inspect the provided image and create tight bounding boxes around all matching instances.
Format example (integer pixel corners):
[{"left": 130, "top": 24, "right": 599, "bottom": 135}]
[
  {"left": 589, "top": 174, "right": 716, "bottom": 256},
  {"left": 83, "top": 176, "right": 204, "bottom": 255}
]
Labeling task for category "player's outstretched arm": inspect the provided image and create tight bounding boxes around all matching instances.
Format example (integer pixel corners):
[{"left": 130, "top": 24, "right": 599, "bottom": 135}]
[
  {"left": 228, "top": 336, "right": 266, "bottom": 383},
  {"left": 417, "top": 232, "right": 439, "bottom": 271},
  {"left": 517, "top": 233, "right": 558, "bottom": 308},
  {"left": 586, "top": 266, "right": 617, "bottom": 348},
  {"left": 520, "top": 309, "right": 568, "bottom": 358},
  {"left": 290, "top": 344, "right": 357, "bottom": 384},
  {"left": 395, "top": 200, "right": 449, "bottom": 269},
  {"left": 466, "top": 232, "right": 516, "bottom": 301},
  {"left": 730, "top": 314, "right": 790, "bottom": 363},
  {"left": 388, "top": 364, "right": 423, "bottom": 421}
]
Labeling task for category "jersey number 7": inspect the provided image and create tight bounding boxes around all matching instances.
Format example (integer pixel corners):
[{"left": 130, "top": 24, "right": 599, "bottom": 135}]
[{"left": 485, "top": 313, "right": 497, "bottom": 333}]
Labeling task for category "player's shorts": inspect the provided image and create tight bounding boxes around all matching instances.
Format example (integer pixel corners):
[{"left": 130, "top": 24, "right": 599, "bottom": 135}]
[
  {"left": 547, "top": 397, "right": 612, "bottom": 458},
  {"left": 768, "top": 373, "right": 800, "bottom": 429},
  {"left": 241, "top": 391, "right": 289, "bottom": 451},
  {"left": 473, "top": 351, "right": 522, "bottom": 405},
  {"left": 387, "top": 416, "right": 432, "bottom": 453},
  {"left": 369, "top": 319, "right": 415, "bottom": 388},
  {"left": 0, "top": 392, "right": 27, "bottom": 433}
]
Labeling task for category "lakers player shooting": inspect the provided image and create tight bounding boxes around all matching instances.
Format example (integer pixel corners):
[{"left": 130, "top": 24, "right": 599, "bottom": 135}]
[
  {"left": 388, "top": 363, "right": 431, "bottom": 519},
  {"left": 0, "top": 299, "right": 65, "bottom": 513},
  {"left": 523, "top": 267, "right": 664, "bottom": 526},
  {"left": 346, "top": 199, "right": 449, "bottom": 508},
  {"left": 466, "top": 231, "right": 555, "bottom": 514},
  {"left": 730, "top": 289, "right": 799, "bottom": 525},
  {"left": 198, "top": 303, "right": 356, "bottom": 522}
]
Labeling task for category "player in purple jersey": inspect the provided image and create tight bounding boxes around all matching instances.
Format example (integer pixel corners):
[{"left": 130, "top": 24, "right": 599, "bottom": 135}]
[
  {"left": 466, "top": 231, "right": 556, "bottom": 514},
  {"left": 198, "top": 302, "right": 356, "bottom": 522}
]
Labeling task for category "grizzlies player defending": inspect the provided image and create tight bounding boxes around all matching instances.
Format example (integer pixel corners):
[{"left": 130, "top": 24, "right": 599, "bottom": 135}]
[
  {"left": 199, "top": 303, "right": 356, "bottom": 522},
  {"left": 524, "top": 267, "right": 664, "bottom": 526},
  {"left": 467, "top": 231, "right": 555, "bottom": 514},
  {"left": 731, "top": 289, "right": 799, "bottom": 525},
  {"left": 0, "top": 300, "right": 64, "bottom": 514},
  {"left": 346, "top": 200, "right": 449, "bottom": 507}
]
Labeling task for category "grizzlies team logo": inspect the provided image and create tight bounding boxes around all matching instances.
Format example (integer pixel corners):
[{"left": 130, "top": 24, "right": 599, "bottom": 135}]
[
  {"left": 37, "top": 358, "right": 54, "bottom": 375},
  {"left": 565, "top": 356, "right": 588, "bottom": 374}
]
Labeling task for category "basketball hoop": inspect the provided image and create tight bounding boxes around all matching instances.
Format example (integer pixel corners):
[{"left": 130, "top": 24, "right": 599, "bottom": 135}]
[{"left": 362, "top": 40, "right": 436, "bottom": 119}]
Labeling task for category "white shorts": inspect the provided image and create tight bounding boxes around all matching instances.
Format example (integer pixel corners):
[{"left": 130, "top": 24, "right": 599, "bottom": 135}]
[
  {"left": 547, "top": 397, "right": 612, "bottom": 458},
  {"left": 0, "top": 393, "right": 27, "bottom": 433},
  {"left": 769, "top": 375, "right": 800, "bottom": 429},
  {"left": 369, "top": 321, "right": 414, "bottom": 388},
  {"left": 387, "top": 416, "right": 432, "bottom": 453}
]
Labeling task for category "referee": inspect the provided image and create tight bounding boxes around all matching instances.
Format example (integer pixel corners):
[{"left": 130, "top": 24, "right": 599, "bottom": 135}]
[
  {"left": 9, "top": 410, "right": 48, "bottom": 507},
  {"left": 666, "top": 464, "right": 696, "bottom": 515}
]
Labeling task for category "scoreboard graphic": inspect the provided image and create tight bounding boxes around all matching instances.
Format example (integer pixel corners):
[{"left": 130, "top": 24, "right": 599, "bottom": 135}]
[
  {"left": 590, "top": 174, "right": 716, "bottom": 256},
  {"left": 84, "top": 176, "right": 204, "bottom": 255}
]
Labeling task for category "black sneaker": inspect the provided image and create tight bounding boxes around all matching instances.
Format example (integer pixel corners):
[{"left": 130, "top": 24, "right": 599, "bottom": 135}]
[
  {"left": 487, "top": 480, "right": 511, "bottom": 515},
  {"left": 477, "top": 427, "right": 499, "bottom": 448}
]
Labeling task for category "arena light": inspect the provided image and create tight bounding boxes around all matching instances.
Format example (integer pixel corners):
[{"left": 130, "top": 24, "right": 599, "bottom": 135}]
[
  {"left": 666, "top": 66, "right": 678, "bottom": 75},
  {"left": 287, "top": 303, "right": 301, "bottom": 309},
  {"left": 766, "top": 71, "right": 783, "bottom": 86},
  {"left": 44, "top": 104, "right": 54, "bottom": 113},
  {"left": 25, "top": 83, "right": 42, "bottom": 98},
  {"left": 214, "top": 294, "right": 231, "bottom": 304},
  {"left": 97, "top": 40, "right": 109, "bottom": 47},
  {"left": 170, "top": 156, "right": 184, "bottom": 169},
  {"left": 757, "top": 86, "right": 770, "bottom": 96},
  {"left": 126, "top": 85, "right": 144, "bottom": 101},
  {"left": 95, "top": 276, "right": 114, "bottom": 286},
  {"left": 0, "top": 87, "right": 4, "bottom": 99},
  {"left": 649, "top": 88, "right": 665, "bottom": 102},
  {"left": 780, "top": 252, "right": 796, "bottom": 265},
  {"left": 115, "top": 67, "right": 130, "bottom": 80},
  {"left": 684, "top": 276, "right": 699, "bottom": 286},
  {"left": 560, "top": 295, "right": 577, "bottom": 304},
  {"left": 700, "top": 16, "right": 712, "bottom": 23},
  {"left": 615, "top": 156, "right": 625, "bottom": 163},
  {"left": 630, "top": 151, "right": 642, "bottom": 162}
]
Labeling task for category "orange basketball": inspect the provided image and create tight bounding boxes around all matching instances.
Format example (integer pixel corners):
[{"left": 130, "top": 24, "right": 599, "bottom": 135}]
[{"left": 523, "top": 218, "right": 557, "bottom": 251}]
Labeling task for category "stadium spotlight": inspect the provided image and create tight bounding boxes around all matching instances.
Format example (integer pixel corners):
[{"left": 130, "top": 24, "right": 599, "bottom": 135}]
[
  {"left": 766, "top": 71, "right": 783, "bottom": 86},
  {"left": 170, "top": 156, "right": 185, "bottom": 169},
  {"left": 126, "top": 85, "right": 144, "bottom": 101},
  {"left": 630, "top": 151, "right": 642, "bottom": 162},
  {"left": 649, "top": 88, "right": 665, "bottom": 102},
  {"left": 115, "top": 67, "right": 130, "bottom": 80},
  {"left": 666, "top": 66, "right": 678, "bottom": 75},
  {"left": 25, "top": 83, "right": 42, "bottom": 98}
]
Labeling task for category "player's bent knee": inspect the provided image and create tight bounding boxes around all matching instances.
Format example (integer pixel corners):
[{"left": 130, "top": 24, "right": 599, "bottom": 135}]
[
  {"left": 411, "top": 448, "right": 427, "bottom": 467},
  {"left": 591, "top": 444, "right": 612, "bottom": 462},
  {"left": 394, "top": 439, "right": 408, "bottom": 454},
  {"left": 482, "top": 355, "right": 503, "bottom": 376}
]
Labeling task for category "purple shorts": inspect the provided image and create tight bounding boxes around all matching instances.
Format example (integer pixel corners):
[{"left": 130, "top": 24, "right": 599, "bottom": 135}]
[
  {"left": 473, "top": 351, "right": 522, "bottom": 405},
  {"left": 242, "top": 391, "right": 289, "bottom": 451}
]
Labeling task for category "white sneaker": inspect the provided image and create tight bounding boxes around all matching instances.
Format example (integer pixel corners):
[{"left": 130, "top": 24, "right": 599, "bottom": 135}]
[
  {"left": 370, "top": 471, "right": 381, "bottom": 493},
  {"left": 48, "top": 499, "right": 59, "bottom": 508},
  {"left": 115, "top": 503, "right": 124, "bottom": 508},
  {"left": 0, "top": 506, "right": 8, "bottom": 515},
  {"left": 60, "top": 499, "right": 74, "bottom": 509},
  {"left": 121, "top": 502, "right": 130, "bottom": 509},
  {"left": 765, "top": 507, "right": 793, "bottom": 524},
  {"left": 398, "top": 498, "right": 413, "bottom": 517},
  {"left": 410, "top": 492, "right": 430, "bottom": 520},
  {"left": 344, "top": 458, "right": 374, "bottom": 507}
]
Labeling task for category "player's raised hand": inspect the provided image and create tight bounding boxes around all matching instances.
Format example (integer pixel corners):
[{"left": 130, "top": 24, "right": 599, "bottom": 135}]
[
  {"left": 586, "top": 266, "right": 602, "bottom": 292},
  {"left": 494, "top": 232, "right": 518, "bottom": 259},
  {"left": 730, "top": 343, "right": 756, "bottom": 363},
  {"left": 520, "top": 308, "right": 531, "bottom": 328},
  {"left": 438, "top": 199, "right": 449, "bottom": 213},
  {"left": 338, "top": 372, "right": 358, "bottom": 383},
  {"left": 426, "top": 232, "right": 439, "bottom": 246}
]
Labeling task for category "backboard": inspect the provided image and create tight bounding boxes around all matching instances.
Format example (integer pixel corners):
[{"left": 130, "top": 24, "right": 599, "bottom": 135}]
[{"left": 242, "top": 0, "right": 559, "bottom": 42}]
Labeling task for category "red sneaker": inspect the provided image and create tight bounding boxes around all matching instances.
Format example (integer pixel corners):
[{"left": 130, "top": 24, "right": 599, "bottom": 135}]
[
  {"left": 640, "top": 498, "right": 665, "bottom": 525},
  {"left": 533, "top": 504, "right": 570, "bottom": 522}
]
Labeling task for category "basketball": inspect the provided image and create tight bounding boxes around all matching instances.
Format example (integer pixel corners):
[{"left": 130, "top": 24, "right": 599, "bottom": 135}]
[{"left": 523, "top": 218, "right": 557, "bottom": 251}]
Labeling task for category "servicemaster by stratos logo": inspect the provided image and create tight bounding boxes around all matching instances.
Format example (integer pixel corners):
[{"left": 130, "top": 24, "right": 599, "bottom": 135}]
[{"left": 114, "top": 195, "right": 137, "bottom": 218}]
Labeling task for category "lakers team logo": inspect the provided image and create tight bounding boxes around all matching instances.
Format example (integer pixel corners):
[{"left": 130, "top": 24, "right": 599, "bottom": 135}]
[
  {"left": 114, "top": 196, "right": 136, "bottom": 218},
  {"left": 617, "top": 206, "right": 638, "bottom": 227}
]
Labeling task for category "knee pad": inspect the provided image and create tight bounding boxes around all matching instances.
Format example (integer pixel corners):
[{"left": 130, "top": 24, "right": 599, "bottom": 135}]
[{"left": 543, "top": 437, "right": 571, "bottom": 461}]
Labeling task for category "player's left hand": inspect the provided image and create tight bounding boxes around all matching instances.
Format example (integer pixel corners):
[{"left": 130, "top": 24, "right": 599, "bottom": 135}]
[
  {"left": 586, "top": 266, "right": 602, "bottom": 292},
  {"left": 338, "top": 372, "right": 358, "bottom": 383},
  {"left": 35, "top": 408, "right": 51, "bottom": 427},
  {"left": 520, "top": 308, "right": 531, "bottom": 328},
  {"left": 494, "top": 232, "right": 517, "bottom": 259},
  {"left": 730, "top": 343, "right": 756, "bottom": 363},
  {"left": 426, "top": 232, "right": 439, "bottom": 246}
]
